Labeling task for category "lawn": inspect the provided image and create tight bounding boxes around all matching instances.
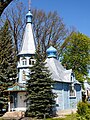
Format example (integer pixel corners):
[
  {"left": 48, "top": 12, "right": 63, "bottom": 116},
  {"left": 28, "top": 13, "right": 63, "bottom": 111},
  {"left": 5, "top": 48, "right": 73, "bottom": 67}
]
[{"left": 47, "top": 113, "right": 77, "bottom": 120}]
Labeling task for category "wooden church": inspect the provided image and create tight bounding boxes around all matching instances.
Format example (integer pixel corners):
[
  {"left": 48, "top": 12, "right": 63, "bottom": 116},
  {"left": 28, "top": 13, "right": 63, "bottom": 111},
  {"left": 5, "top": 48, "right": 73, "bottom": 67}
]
[{"left": 6, "top": 8, "right": 82, "bottom": 112}]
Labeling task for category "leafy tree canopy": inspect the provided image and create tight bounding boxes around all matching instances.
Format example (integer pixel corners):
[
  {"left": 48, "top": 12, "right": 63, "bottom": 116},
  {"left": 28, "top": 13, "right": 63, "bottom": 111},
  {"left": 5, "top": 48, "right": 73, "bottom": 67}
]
[{"left": 61, "top": 32, "right": 90, "bottom": 83}]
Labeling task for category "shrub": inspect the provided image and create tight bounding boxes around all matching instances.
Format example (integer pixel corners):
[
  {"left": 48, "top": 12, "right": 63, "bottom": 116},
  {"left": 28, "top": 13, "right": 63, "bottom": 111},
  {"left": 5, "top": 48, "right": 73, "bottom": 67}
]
[
  {"left": 77, "top": 101, "right": 90, "bottom": 120},
  {"left": 77, "top": 101, "right": 88, "bottom": 116}
]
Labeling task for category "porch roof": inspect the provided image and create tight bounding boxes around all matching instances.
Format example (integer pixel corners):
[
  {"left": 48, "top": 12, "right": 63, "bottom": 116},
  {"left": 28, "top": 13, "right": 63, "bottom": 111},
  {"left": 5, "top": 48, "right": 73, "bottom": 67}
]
[{"left": 6, "top": 82, "right": 26, "bottom": 92}]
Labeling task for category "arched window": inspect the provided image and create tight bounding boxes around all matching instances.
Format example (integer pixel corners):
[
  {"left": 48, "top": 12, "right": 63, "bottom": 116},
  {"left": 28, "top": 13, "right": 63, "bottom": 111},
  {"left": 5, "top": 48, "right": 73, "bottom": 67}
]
[
  {"left": 29, "top": 59, "right": 31, "bottom": 65},
  {"left": 32, "top": 61, "right": 34, "bottom": 65},
  {"left": 69, "top": 84, "right": 76, "bottom": 97},
  {"left": 22, "top": 58, "right": 27, "bottom": 65},
  {"left": 29, "top": 58, "right": 35, "bottom": 65}
]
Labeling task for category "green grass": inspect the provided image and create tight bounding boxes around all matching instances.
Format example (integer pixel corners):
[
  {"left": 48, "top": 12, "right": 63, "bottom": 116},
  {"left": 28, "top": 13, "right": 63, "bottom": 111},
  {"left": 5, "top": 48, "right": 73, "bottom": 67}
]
[
  {"left": 46, "top": 113, "right": 77, "bottom": 120},
  {"left": 0, "top": 118, "right": 4, "bottom": 120},
  {"left": 47, "top": 118, "right": 65, "bottom": 120},
  {"left": 64, "top": 114, "right": 77, "bottom": 120}
]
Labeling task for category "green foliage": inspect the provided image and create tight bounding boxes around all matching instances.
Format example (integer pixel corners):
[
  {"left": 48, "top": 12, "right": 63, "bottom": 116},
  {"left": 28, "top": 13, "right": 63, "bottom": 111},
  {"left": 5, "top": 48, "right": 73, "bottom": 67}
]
[
  {"left": 47, "top": 113, "right": 77, "bottom": 120},
  {"left": 77, "top": 102, "right": 88, "bottom": 116},
  {"left": 0, "top": 21, "right": 17, "bottom": 112},
  {"left": 25, "top": 48, "right": 56, "bottom": 119},
  {"left": 61, "top": 32, "right": 90, "bottom": 83},
  {"left": 47, "top": 118, "right": 64, "bottom": 120},
  {"left": 77, "top": 101, "right": 90, "bottom": 120}
]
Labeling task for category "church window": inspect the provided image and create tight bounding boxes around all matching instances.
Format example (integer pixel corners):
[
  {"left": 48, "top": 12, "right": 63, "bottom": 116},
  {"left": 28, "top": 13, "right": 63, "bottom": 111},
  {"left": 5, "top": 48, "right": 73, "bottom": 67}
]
[
  {"left": 20, "top": 96, "right": 22, "bottom": 99},
  {"left": 22, "top": 70, "right": 26, "bottom": 80},
  {"left": 29, "top": 59, "right": 31, "bottom": 65},
  {"left": 22, "top": 58, "right": 27, "bottom": 65},
  {"left": 29, "top": 58, "right": 35, "bottom": 65},
  {"left": 69, "top": 84, "right": 76, "bottom": 97},
  {"left": 32, "top": 61, "right": 34, "bottom": 65},
  {"left": 71, "top": 72, "right": 74, "bottom": 82}
]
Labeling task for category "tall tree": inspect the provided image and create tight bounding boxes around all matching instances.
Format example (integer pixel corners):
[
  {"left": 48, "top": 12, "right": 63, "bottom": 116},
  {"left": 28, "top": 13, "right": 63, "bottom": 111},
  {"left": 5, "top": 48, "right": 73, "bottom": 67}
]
[
  {"left": 33, "top": 9, "right": 68, "bottom": 54},
  {"left": 0, "top": 21, "right": 17, "bottom": 112},
  {"left": 61, "top": 32, "right": 90, "bottom": 83},
  {"left": 25, "top": 48, "right": 56, "bottom": 119},
  {"left": 2, "top": 2, "right": 26, "bottom": 53}
]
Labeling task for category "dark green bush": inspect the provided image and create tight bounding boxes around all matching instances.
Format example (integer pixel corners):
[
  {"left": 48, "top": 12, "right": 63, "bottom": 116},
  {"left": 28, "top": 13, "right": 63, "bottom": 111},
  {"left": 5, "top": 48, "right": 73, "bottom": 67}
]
[
  {"left": 77, "top": 101, "right": 88, "bottom": 116},
  {"left": 77, "top": 101, "right": 90, "bottom": 120}
]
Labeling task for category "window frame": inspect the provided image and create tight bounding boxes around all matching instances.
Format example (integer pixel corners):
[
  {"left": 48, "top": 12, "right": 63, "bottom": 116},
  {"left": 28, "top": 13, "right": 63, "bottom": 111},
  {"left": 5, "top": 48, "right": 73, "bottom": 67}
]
[
  {"left": 69, "top": 84, "right": 76, "bottom": 98},
  {"left": 22, "top": 58, "right": 27, "bottom": 65},
  {"left": 29, "top": 58, "right": 35, "bottom": 65}
]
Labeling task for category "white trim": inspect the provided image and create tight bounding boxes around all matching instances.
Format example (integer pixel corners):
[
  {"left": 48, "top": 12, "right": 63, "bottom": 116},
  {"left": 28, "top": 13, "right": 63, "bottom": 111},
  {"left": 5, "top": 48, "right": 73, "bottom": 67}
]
[
  {"left": 14, "top": 107, "right": 26, "bottom": 111},
  {"left": 8, "top": 102, "right": 10, "bottom": 112}
]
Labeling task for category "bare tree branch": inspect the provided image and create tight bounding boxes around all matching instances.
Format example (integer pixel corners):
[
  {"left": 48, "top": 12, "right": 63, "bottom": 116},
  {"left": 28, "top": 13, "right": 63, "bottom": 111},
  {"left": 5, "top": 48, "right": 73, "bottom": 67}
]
[
  {"left": 2, "top": 2, "right": 26, "bottom": 53},
  {"left": 0, "top": 0, "right": 13, "bottom": 16},
  {"left": 1, "top": 2, "right": 68, "bottom": 56}
]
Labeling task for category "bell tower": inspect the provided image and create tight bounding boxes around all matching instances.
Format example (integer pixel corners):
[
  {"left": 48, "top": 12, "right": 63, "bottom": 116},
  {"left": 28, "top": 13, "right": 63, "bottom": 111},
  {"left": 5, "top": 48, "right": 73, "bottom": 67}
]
[{"left": 17, "top": 8, "right": 35, "bottom": 84}]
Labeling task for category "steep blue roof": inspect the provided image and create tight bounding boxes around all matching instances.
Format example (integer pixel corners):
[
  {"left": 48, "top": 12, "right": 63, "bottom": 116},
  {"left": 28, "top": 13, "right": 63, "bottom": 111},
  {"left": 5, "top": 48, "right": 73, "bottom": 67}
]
[{"left": 46, "top": 46, "right": 57, "bottom": 58}]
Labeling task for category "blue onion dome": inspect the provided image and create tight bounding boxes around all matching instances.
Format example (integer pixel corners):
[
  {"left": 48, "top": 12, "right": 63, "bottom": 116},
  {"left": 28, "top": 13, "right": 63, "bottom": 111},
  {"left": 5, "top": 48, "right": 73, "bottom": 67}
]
[
  {"left": 26, "top": 10, "right": 33, "bottom": 23},
  {"left": 46, "top": 46, "right": 57, "bottom": 58}
]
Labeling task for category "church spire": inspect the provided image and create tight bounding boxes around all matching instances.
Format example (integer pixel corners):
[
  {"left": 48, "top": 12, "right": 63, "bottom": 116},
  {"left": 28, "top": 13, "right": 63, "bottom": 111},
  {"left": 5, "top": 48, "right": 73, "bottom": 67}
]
[
  {"left": 26, "top": 0, "right": 32, "bottom": 23},
  {"left": 18, "top": 0, "right": 35, "bottom": 56}
]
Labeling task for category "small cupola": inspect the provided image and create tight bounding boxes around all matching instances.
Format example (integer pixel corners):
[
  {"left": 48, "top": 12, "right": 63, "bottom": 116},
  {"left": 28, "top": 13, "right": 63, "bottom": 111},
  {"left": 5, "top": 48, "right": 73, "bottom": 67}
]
[
  {"left": 26, "top": 10, "right": 33, "bottom": 23},
  {"left": 46, "top": 46, "right": 57, "bottom": 58}
]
